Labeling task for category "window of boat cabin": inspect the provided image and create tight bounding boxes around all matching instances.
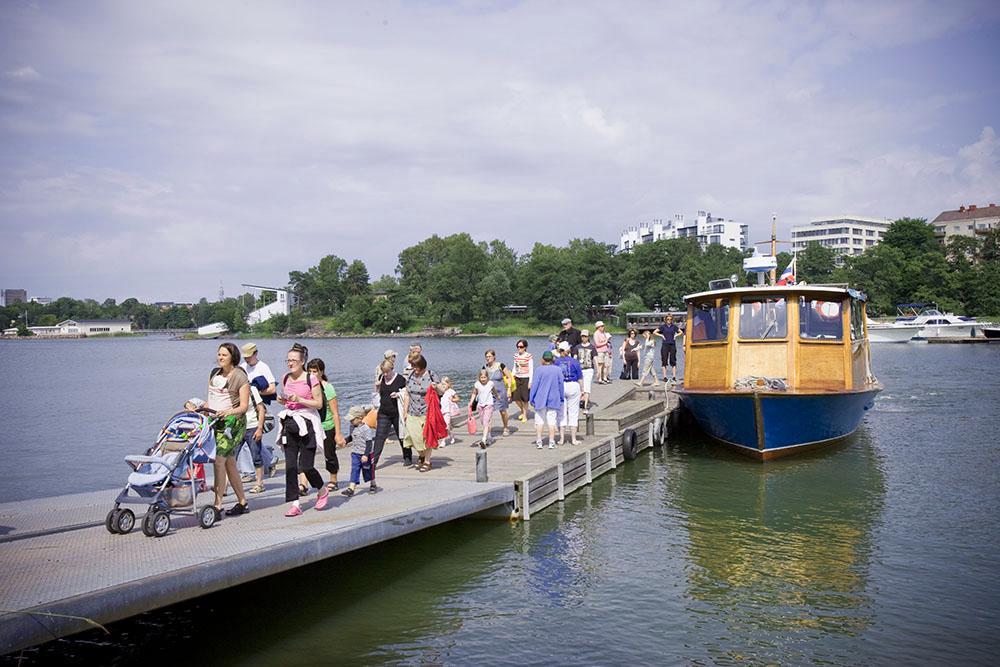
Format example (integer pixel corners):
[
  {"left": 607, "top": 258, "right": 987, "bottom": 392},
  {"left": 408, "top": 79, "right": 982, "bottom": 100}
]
[
  {"left": 738, "top": 297, "right": 787, "bottom": 339},
  {"left": 850, "top": 299, "right": 865, "bottom": 340},
  {"left": 799, "top": 297, "right": 843, "bottom": 340},
  {"left": 691, "top": 298, "right": 730, "bottom": 342}
]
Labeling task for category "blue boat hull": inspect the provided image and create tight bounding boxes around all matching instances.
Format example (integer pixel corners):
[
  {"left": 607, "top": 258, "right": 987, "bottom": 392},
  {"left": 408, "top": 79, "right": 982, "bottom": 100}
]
[{"left": 675, "top": 387, "right": 881, "bottom": 459}]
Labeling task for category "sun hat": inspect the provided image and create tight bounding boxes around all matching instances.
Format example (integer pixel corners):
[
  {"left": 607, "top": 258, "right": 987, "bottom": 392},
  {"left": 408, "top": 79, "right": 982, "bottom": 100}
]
[
  {"left": 348, "top": 405, "right": 367, "bottom": 421},
  {"left": 581, "top": 329, "right": 590, "bottom": 336},
  {"left": 383, "top": 349, "right": 397, "bottom": 358},
  {"left": 557, "top": 341, "right": 571, "bottom": 351},
  {"left": 595, "top": 321, "right": 605, "bottom": 328},
  {"left": 561, "top": 318, "right": 572, "bottom": 325},
  {"left": 240, "top": 342, "right": 257, "bottom": 357}
]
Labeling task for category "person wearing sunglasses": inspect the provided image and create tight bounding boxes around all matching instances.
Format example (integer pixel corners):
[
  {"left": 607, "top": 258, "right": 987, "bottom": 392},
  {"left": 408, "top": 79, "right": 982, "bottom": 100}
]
[{"left": 511, "top": 339, "right": 533, "bottom": 422}]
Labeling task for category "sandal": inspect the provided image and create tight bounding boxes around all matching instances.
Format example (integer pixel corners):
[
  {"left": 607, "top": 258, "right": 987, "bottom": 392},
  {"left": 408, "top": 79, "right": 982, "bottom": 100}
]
[
  {"left": 326, "top": 481, "right": 338, "bottom": 492},
  {"left": 502, "top": 428, "right": 510, "bottom": 436},
  {"left": 418, "top": 463, "right": 431, "bottom": 472},
  {"left": 249, "top": 484, "right": 265, "bottom": 494},
  {"left": 298, "top": 484, "right": 309, "bottom": 496}
]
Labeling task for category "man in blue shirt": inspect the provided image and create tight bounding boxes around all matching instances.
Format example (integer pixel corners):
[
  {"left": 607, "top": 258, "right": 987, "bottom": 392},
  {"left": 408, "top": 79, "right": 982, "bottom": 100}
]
[
  {"left": 653, "top": 314, "right": 683, "bottom": 383},
  {"left": 553, "top": 341, "right": 584, "bottom": 445}
]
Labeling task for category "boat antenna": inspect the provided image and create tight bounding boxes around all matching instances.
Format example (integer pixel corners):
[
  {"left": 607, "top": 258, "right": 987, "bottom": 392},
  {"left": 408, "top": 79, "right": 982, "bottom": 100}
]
[{"left": 752, "top": 213, "right": 792, "bottom": 285}]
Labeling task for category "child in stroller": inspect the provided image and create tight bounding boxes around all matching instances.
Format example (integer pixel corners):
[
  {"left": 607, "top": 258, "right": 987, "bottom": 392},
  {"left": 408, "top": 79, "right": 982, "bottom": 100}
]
[{"left": 105, "top": 410, "right": 220, "bottom": 538}]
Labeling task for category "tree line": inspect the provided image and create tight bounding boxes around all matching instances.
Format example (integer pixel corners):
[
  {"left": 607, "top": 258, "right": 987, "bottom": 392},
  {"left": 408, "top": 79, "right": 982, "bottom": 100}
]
[{"left": 7, "top": 218, "right": 997, "bottom": 335}]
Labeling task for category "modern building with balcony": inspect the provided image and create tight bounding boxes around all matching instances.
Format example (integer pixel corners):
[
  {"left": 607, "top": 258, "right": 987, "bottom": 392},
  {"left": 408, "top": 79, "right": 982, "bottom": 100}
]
[
  {"left": 931, "top": 203, "right": 1000, "bottom": 242},
  {"left": 620, "top": 211, "right": 749, "bottom": 252},
  {"left": 791, "top": 216, "right": 892, "bottom": 261}
]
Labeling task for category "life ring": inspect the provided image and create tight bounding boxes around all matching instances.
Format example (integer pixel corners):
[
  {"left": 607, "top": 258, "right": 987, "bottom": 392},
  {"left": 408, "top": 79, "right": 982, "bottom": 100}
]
[
  {"left": 812, "top": 300, "right": 840, "bottom": 321},
  {"left": 622, "top": 428, "right": 638, "bottom": 460}
]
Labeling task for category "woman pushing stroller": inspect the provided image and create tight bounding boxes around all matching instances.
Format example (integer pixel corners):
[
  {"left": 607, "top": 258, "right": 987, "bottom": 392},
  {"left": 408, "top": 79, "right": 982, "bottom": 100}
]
[{"left": 184, "top": 342, "right": 252, "bottom": 520}]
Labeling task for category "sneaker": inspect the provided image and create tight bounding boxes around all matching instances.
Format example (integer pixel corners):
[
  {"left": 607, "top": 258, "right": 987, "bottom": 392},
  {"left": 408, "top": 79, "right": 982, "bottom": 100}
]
[
  {"left": 518, "top": 414, "right": 527, "bottom": 423},
  {"left": 225, "top": 502, "right": 249, "bottom": 516},
  {"left": 284, "top": 505, "right": 302, "bottom": 517},
  {"left": 548, "top": 443, "right": 555, "bottom": 449},
  {"left": 536, "top": 442, "right": 543, "bottom": 449},
  {"left": 315, "top": 487, "right": 330, "bottom": 510},
  {"left": 369, "top": 483, "right": 380, "bottom": 493}
]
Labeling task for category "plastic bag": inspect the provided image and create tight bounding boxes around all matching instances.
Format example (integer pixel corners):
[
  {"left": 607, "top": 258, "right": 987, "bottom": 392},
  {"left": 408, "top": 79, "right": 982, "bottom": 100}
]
[{"left": 467, "top": 406, "right": 477, "bottom": 435}]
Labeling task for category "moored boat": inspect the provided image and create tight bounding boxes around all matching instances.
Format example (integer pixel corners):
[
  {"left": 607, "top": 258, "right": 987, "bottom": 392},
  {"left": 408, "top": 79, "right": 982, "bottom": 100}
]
[
  {"left": 673, "top": 266, "right": 882, "bottom": 460},
  {"left": 984, "top": 327, "right": 1000, "bottom": 339}
]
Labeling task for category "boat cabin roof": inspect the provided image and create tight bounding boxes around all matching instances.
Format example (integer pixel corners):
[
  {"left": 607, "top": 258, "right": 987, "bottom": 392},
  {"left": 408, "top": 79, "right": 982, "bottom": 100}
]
[{"left": 683, "top": 284, "right": 865, "bottom": 303}]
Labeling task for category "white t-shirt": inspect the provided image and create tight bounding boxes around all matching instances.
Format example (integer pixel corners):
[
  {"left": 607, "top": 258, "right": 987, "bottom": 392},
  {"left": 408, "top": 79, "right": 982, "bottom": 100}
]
[
  {"left": 245, "top": 385, "right": 264, "bottom": 429},
  {"left": 473, "top": 381, "right": 495, "bottom": 407},
  {"left": 440, "top": 388, "right": 458, "bottom": 416},
  {"left": 240, "top": 359, "right": 275, "bottom": 387}
]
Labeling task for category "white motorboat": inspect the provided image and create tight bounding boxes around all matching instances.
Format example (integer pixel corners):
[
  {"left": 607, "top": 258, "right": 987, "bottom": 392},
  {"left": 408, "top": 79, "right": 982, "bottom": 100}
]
[
  {"left": 867, "top": 307, "right": 988, "bottom": 342},
  {"left": 984, "top": 327, "right": 1000, "bottom": 340}
]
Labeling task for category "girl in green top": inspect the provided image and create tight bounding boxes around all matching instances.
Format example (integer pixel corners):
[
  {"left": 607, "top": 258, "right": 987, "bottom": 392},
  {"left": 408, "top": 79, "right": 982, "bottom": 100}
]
[{"left": 307, "top": 358, "right": 347, "bottom": 492}]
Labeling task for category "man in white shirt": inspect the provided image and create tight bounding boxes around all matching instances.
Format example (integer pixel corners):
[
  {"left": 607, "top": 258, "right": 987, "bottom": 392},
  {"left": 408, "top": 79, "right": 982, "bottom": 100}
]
[{"left": 240, "top": 343, "right": 276, "bottom": 403}]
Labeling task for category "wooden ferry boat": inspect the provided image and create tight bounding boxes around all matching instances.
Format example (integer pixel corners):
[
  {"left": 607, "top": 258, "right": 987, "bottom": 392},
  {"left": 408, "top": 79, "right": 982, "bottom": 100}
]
[{"left": 674, "top": 279, "right": 883, "bottom": 460}]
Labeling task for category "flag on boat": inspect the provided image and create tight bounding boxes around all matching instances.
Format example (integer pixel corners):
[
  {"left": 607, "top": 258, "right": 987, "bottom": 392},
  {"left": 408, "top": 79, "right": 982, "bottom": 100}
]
[{"left": 777, "top": 257, "right": 796, "bottom": 285}]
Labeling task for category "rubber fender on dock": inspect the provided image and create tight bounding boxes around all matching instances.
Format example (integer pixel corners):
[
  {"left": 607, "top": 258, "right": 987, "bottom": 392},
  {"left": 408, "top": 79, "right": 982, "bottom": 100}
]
[
  {"left": 652, "top": 416, "right": 665, "bottom": 447},
  {"left": 622, "top": 428, "right": 638, "bottom": 460}
]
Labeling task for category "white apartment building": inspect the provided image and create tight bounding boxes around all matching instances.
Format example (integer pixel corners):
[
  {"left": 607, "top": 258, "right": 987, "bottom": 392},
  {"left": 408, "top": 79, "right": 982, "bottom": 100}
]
[
  {"left": 620, "top": 211, "right": 749, "bottom": 252},
  {"left": 931, "top": 203, "right": 1000, "bottom": 242},
  {"left": 791, "top": 216, "right": 892, "bottom": 260}
]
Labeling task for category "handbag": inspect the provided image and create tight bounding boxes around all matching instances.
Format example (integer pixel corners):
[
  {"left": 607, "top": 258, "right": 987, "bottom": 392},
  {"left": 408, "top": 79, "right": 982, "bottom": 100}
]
[
  {"left": 467, "top": 406, "right": 477, "bottom": 435},
  {"left": 262, "top": 414, "right": 275, "bottom": 434}
]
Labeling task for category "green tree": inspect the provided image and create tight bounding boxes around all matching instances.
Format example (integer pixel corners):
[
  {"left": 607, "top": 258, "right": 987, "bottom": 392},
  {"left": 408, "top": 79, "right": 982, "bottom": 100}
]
[
  {"left": 343, "top": 260, "right": 371, "bottom": 297},
  {"left": 472, "top": 269, "right": 512, "bottom": 321},
  {"left": 797, "top": 242, "right": 837, "bottom": 283}
]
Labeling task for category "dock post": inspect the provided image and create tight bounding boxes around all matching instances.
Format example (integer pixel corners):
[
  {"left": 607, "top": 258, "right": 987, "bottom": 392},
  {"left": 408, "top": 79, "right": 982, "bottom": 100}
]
[
  {"left": 585, "top": 411, "right": 595, "bottom": 436},
  {"left": 557, "top": 463, "right": 565, "bottom": 501},
  {"left": 609, "top": 438, "right": 618, "bottom": 469},
  {"left": 522, "top": 479, "right": 531, "bottom": 521},
  {"left": 585, "top": 449, "right": 592, "bottom": 484},
  {"left": 476, "top": 450, "right": 488, "bottom": 482}
]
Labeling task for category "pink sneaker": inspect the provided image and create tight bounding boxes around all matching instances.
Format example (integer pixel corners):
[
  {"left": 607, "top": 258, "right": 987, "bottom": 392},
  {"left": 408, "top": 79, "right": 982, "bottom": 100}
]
[
  {"left": 314, "top": 487, "right": 330, "bottom": 510},
  {"left": 284, "top": 504, "right": 303, "bottom": 517}
]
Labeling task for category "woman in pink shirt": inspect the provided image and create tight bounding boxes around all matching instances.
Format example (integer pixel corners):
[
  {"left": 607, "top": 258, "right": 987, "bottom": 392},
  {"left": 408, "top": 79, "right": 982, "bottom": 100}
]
[
  {"left": 276, "top": 343, "right": 330, "bottom": 516},
  {"left": 592, "top": 321, "right": 613, "bottom": 384}
]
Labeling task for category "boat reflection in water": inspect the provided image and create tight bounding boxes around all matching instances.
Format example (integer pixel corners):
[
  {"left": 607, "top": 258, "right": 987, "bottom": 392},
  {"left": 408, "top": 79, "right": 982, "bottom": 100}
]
[{"left": 670, "top": 428, "right": 886, "bottom": 662}]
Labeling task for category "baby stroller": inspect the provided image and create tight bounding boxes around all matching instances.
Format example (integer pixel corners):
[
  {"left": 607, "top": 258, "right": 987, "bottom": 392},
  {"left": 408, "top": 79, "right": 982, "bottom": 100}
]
[{"left": 105, "top": 410, "right": 219, "bottom": 538}]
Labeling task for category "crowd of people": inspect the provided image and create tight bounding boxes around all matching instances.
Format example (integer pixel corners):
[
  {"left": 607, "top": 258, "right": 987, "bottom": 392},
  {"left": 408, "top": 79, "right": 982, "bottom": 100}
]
[{"left": 186, "top": 315, "right": 683, "bottom": 518}]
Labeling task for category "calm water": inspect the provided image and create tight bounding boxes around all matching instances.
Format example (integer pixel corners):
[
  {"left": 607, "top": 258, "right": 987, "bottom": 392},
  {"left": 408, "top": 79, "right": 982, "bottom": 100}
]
[{"left": 2, "top": 338, "right": 999, "bottom": 665}]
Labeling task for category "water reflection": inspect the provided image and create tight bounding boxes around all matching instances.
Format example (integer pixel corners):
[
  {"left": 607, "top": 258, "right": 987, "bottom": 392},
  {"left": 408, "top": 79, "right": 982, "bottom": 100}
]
[{"left": 670, "top": 427, "right": 886, "bottom": 660}]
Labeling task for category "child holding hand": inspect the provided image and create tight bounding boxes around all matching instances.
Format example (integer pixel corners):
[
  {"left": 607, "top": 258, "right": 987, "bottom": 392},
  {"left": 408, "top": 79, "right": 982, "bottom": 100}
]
[
  {"left": 438, "top": 377, "right": 460, "bottom": 446},
  {"left": 342, "top": 405, "right": 377, "bottom": 496}
]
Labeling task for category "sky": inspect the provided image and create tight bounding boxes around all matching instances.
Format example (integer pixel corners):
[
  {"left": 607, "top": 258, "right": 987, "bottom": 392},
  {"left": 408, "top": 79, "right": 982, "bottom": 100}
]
[{"left": 1, "top": 0, "right": 998, "bottom": 303}]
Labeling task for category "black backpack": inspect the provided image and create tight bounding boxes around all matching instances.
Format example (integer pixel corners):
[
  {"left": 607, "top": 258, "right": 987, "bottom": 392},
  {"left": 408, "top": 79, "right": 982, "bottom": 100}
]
[{"left": 282, "top": 372, "right": 327, "bottom": 423}]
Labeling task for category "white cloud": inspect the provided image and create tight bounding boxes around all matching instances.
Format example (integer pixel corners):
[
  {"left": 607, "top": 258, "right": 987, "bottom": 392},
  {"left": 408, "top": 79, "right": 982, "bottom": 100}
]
[{"left": 0, "top": 1, "right": 998, "bottom": 300}]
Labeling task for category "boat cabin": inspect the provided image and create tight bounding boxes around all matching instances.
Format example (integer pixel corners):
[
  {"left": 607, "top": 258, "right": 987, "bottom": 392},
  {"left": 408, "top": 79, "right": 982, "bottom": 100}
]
[{"left": 683, "top": 285, "right": 874, "bottom": 394}]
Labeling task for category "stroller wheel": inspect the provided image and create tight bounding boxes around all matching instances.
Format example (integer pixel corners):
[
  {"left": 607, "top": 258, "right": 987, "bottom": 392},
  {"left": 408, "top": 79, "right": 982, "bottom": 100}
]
[
  {"left": 106, "top": 509, "right": 121, "bottom": 534},
  {"left": 198, "top": 505, "right": 218, "bottom": 529},
  {"left": 116, "top": 509, "right": 136, "bottom": 534},
  {"left": 141, "top": 512, "right": 155, "bottom": 537},
  {"left": 149, "top": 510, "right": 171, "bottom": 538}
]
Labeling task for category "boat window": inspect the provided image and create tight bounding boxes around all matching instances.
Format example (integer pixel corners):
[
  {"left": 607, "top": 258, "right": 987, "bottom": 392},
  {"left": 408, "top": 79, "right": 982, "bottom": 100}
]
[
  {"left": 799, "top": 297, "right": 843, "bottom": 340},
  {"left": 691, "top": 299, "right": 730, "bottom": 342},
  {"left": 850, "top": 300, "right": 865, "bottom": 340},
  {"left": 738, "top": 297, "right": 787, "bottom": 339}
]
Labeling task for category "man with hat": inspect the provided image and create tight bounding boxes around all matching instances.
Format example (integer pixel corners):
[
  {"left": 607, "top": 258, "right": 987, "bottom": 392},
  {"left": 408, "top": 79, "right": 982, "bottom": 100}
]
[
  {"left": 556, "top": 317, "right": 582, "bottom": 348},
  {"left": 240, "top": 342, "right": 276, "bottom": 404}
]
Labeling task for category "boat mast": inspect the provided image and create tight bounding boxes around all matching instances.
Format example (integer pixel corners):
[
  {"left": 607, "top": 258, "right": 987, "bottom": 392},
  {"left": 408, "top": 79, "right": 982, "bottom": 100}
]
[{"left": 769, "top": 213, "right": 777, "bottom": 284}]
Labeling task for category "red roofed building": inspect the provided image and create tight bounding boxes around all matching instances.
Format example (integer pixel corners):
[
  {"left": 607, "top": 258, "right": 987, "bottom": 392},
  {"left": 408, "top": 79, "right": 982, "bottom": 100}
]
[{"left": 932, "top": 203, "right": 1000, "bottom": 243}]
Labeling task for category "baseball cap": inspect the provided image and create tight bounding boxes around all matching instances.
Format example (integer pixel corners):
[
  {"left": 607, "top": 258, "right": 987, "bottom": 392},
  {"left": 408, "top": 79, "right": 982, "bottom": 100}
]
[
  {"left": 542, "top": 350, "right": 554, "bottom": 362},
  {"left": 240, "top": 343, "right": 257, "bottom": 357},
  {"left": 561, "top": 318, "right": 572, "bottom": 325},
  {"left": 384, "top": 349, "right": 397, "bottom": 358},
  {"left": 348, "top": 405, "right": 367, "bottom": 421},
  {"left": 557, "top": 341, "right": 571, "bottom": 351}
]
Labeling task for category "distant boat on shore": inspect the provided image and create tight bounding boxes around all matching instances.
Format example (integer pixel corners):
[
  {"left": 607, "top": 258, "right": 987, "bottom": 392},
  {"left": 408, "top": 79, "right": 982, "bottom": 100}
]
[{"left": 867, "top": 304, "right": 991, "bottom": 342}]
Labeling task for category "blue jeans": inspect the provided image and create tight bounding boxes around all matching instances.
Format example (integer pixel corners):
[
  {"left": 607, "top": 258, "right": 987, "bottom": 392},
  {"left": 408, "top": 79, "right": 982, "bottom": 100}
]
[
  {"left": 240, "top": 432, "right": 273, "bottom": 469},
  {"left": 350, "top": 452, "right": 373, "bottom": 484}
]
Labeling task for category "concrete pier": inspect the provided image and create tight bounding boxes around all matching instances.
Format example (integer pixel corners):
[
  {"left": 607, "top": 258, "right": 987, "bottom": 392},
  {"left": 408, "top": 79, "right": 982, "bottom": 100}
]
[{"left": 0, "top": 381, "right": 680, "bottom": 654}]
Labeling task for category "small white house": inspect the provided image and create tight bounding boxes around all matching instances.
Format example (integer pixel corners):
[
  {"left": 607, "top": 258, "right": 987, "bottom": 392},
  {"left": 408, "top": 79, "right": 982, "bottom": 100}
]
[{"left": 59, "top": 319, "right": 133, "bottom": 336}]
